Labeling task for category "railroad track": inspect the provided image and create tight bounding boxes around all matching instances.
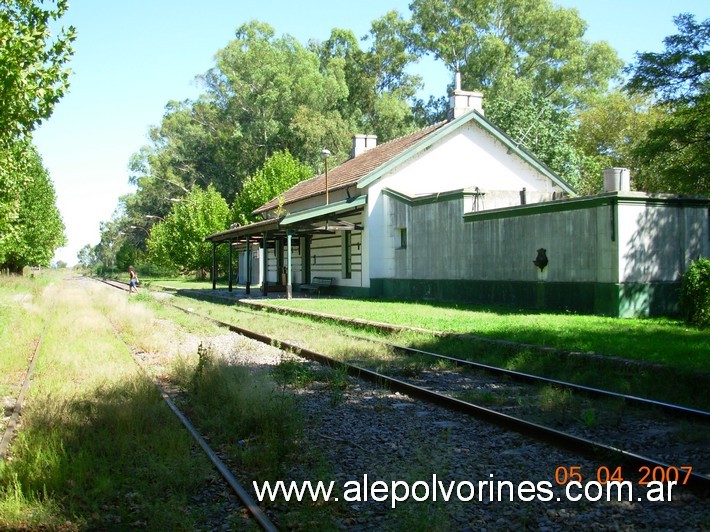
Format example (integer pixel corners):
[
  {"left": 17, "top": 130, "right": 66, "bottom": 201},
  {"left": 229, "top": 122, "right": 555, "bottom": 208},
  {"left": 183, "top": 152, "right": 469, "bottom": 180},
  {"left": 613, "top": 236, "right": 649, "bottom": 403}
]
[
  {"left": 97, "top": 277, "right": 710, "bottom": 495},
  {"left": 82, "top": 277, "right": 279, "bottom": 531},
  {"left": 0, "top": 304, "right": 55, "bottom": 461}
]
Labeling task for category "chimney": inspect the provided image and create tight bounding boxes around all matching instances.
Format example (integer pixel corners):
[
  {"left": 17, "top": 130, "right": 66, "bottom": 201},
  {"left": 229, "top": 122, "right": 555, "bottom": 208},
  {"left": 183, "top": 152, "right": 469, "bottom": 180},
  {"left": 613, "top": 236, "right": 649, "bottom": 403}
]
[
  {"left": 603, "top": 167, "right": 631, "bottom": 193},
  {"left": 351, "top": 134, "right": 377, "bottom": 158},
  {"left": 449, "top": 70, "right": 484, "bottom": 119}
]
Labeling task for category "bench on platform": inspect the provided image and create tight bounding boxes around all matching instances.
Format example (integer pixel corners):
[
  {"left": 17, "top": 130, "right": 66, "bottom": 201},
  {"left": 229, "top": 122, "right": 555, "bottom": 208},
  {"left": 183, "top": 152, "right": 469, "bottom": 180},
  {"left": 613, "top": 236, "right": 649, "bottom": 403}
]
[{"left": 300, "top": 277, "right": 333, "bottom": 295}]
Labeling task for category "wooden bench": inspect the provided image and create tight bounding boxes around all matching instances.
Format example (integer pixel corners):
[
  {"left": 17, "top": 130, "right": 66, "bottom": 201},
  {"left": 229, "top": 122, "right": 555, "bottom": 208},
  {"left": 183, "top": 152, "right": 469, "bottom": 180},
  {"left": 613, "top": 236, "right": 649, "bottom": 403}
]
[{"left": 300, "top": 277, "right": 333, "bottom": 295}]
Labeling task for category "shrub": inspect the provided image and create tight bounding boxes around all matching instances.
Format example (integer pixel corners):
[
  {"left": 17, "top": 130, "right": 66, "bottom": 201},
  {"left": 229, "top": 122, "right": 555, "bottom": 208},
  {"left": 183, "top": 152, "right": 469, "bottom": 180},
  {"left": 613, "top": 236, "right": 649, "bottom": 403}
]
[{"left": 679, "top": 257, "right": 710, "bottom": 327}]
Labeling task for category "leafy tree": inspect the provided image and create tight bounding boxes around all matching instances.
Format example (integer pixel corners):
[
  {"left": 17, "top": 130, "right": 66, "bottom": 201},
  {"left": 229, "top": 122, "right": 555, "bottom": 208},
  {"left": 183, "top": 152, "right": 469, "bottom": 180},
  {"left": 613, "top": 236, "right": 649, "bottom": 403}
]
[
  {"left": 0, "top": 146, "right": 66, "bottom": 272},
  {"left": 231, "top": 150, "right": 312, "bottom": 224},
  {"left": 0, "top": 140, "right": 34, "bottom": 254},
  {"left": 408, "top": 0, "right": 621, "bottom": 107},
  {"left": 77, "top": 244, "right": 96, "bottom": 269},
  {"left": 406, "top": 0, "right": 622, "bottom": 187},
  {"left": 0, "top": 0, "right": 74, "bottom": 267},
  {"left": 484, "top": 80, "right": 584, "bottom": 189},
  {"left": 0, "top": 0, "right": 76, "bottom": 144},
  {"left": 147, "top": 185, "right": 229, "bottom": 275},
  {"left": 201, "top": 21, "right": 350, "bottom": 175},
  {"left": 626, "top": 14, "right": 709, "bottom": 195},
  {"left": 574, "top": 90, "right": 663, "bottom": 194}
]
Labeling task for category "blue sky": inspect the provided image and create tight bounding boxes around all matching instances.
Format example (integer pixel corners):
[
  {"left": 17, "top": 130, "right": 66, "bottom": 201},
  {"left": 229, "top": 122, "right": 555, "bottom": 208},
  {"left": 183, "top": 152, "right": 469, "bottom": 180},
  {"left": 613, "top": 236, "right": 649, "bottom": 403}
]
[{"left": 31, "top": 1, "right": 709, "bottom": 266}]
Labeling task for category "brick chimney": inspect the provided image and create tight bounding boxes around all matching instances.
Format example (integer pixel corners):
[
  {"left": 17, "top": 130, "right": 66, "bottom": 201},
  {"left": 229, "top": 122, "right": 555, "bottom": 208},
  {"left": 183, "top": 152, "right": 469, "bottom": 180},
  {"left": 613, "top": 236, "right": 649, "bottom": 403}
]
[
  {"left": 449, "top": 71, "right": 484, "bottom": 119},
  {"left": 351, "top": 134, "right": 377, "bottom": 158}
]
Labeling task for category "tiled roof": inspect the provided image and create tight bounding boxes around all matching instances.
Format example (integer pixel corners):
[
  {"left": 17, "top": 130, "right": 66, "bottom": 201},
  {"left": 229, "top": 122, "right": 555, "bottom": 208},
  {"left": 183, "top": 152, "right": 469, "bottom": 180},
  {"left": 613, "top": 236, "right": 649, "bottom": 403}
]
[{"left": 253, "top": 121, "right": 447, "bottom": 215}]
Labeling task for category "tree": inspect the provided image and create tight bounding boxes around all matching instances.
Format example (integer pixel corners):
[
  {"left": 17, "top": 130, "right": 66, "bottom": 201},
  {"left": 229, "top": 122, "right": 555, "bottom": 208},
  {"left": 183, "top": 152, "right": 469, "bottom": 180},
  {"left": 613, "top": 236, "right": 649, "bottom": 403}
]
[
  {"left": 201, "top": 21, "right": 351, "bottom": 175},
  {"left": 147, "top": 185, "right": 229, "bottom": 275},
  {"left": 0, "top": 146, "right": 66, "bottom": 272},
  {"left": 408, "top": 0, "right": 621, "bottom": 107},
  {"left": 625, "top": 14, "right": 709, "bottom": 195},
  {"left": 0, "top": 0, "right": 74, "bottom": 267},
  {"left": 77, "top": 244, "right": 96, "bottom": 269},
  {"left": 0, "top": 0, "right": 76, "bottom": 144},
  {"left": 574, "top": 90, "right": 663, "bottom": 194},
  {"left": 484, "top": 79, "right": 584, "bottom": 189},
  {"left": 406, "top": 0, "right": 622, "bottom": 187},
  {"left": 231, "top": 150, "right": 312, "bottom": 225}
]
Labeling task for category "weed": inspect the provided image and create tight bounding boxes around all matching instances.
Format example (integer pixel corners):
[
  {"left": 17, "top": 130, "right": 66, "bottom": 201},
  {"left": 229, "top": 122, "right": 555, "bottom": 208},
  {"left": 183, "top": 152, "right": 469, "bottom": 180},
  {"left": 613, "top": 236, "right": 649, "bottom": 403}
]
[
  {"left": 326, "top": 365, "right": 349, "bottom": 407},
  {"left": 581, "top": 407, "right": 598, "bottom": 428}
]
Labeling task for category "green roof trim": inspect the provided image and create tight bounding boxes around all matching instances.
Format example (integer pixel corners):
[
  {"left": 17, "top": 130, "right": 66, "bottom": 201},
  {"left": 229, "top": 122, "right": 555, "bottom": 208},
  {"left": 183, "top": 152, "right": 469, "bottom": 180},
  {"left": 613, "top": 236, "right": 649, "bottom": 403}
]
[
  {"left": 281, "top": 195, "right": 367, "bottom": 226},
  {"left": 383, "top": 187, "right": 468, "bottom": 207},
  {"left": 463, "top": 192, "right": 710, "bottom": 223},
  {"left": 356, "top": 110, "right": 575, "bottom": 195}
]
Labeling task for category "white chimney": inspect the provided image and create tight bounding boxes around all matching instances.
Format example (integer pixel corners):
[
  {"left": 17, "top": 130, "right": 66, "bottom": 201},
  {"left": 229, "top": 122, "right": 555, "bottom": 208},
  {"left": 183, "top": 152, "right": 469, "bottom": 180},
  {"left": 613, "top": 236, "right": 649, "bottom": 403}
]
[
  {"left": 603, "top": 167, "right": 631, "bottom": 192},
  {"left": 449, "top": 71, "right": 484, "bottom": 119},
  {"left": 351, "top": 134, "right": 377, "bottom": 158}
]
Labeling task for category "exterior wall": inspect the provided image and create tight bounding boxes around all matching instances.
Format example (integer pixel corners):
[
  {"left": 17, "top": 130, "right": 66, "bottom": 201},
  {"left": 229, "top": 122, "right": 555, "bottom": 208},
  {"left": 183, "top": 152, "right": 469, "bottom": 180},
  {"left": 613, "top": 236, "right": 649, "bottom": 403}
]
[
  {"left": 364, "top": 120, "right": 566, "bottom": 282},
  {"left": 375, "top": 193, "right": 709, "bottom": 316},
  {"left": 617, "top": 199, "right": 709, "bottom": 282},
  {"left": 383, "top": 124, "right": 561, "bottom": 197},
  {"left": 237, "top": 247, "right": 262, "bottom": 285},
  {"left": 306, "top": 212, "right": 364, "bottom": 291}
]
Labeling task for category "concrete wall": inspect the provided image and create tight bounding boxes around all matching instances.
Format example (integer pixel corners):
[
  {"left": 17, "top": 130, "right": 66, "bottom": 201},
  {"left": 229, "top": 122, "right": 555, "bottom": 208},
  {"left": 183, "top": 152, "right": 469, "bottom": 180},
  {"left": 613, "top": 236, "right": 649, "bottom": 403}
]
[{"left": 381, "top": 192, "right": 709, "bottom": 316}]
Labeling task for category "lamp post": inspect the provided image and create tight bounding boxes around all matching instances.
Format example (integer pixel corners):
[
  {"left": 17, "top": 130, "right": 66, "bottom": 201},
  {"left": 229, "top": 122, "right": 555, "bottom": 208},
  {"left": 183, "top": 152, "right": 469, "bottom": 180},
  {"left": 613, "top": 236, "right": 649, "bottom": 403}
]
[
  {"left": 130, "top": 225, "right": 149, "bottom": 235},
  {"left": 145, "top": 214, "right": 164, "bottom": 221},
  {"left": 321, "top": 148, "right": 331, "bottom": 205}
]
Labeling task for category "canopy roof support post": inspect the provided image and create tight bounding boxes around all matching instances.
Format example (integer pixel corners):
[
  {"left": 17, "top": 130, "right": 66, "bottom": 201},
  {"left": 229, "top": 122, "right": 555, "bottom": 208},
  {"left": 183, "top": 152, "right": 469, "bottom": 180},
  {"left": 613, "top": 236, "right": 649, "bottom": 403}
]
[
  {"left": 287, "top": 230, "right": 293, "bottom": 300},
  {"left": 262, "top": 232, "right": 268, "bottom": 297},
  {"left": 211, "top": 242, "right": 217, "bottom": 290},
  {"left": 228, "top": 239, "right": 233, "bottom": 293},
  {"left": 245, "top": 242, "right": 251, "bottom": 296}
]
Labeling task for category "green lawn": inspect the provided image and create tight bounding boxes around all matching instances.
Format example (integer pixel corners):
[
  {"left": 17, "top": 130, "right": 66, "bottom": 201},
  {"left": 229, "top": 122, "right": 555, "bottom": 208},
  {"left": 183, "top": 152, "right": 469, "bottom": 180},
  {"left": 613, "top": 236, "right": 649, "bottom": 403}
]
[{"left": 252, "top": 298, "right": 710, "bottom": 373}]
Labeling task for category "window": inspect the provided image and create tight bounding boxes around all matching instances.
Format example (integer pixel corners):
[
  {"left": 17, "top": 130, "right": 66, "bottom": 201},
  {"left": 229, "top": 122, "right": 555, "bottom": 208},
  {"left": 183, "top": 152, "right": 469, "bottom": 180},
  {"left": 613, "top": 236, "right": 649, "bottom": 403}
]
[
  {"left": 342, "top": 232, "right": 352, "bottom": 279},
  {"left": 398, "top": 227, "right": 407, "bottom": 250}
]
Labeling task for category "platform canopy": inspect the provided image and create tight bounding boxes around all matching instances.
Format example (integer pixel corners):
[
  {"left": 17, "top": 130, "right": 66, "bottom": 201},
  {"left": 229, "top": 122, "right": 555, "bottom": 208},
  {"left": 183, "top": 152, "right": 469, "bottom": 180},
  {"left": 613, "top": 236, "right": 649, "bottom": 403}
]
[{"left": 204, "top": 195, "right": 366, "bottom": 244}]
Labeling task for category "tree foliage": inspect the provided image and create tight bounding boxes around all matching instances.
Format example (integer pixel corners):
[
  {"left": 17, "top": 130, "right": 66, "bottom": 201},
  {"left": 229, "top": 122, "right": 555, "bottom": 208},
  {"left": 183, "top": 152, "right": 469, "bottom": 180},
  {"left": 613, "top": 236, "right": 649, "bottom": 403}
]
[
  {"left": 147, "top": 185, "right": 229, "bottom": 275},
  {"left": 0, "top": 146, "right": 66, "bottom": 272},
  {"left": 0, "top": 0, "right": 76, "bottom": 144},
  {"left": 407, "top": 0, "right": 622, "bottom": 188},
  {"left": 231, "top": 150, "right": 312, "bottom": 225},
  {"left": 0, "top": 0, "right": 73, "bottom": 271},
  {"left": 573, "top": 90, "right": 663, "bottom": 194},
  {"left": 625, "top": 14, "right": 709, "bottom": 195},
  {"left": 679, "top": 257, "right": 710, "bottom": 328}
]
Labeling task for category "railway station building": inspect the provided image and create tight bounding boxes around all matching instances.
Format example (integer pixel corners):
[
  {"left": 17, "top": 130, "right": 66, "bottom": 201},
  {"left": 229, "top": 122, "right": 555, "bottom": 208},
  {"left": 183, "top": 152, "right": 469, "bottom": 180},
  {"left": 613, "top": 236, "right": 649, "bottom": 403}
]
[{"left": 206, "top": 80, "right": 710, "bottom": 317}]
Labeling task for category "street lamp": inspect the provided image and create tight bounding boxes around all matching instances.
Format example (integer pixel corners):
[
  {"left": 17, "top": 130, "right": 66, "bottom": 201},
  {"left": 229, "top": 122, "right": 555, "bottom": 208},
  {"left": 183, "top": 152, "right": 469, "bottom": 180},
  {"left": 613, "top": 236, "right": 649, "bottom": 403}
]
[
  {"left": 145, "top": 214, "right": 164, "bottom": 221},
  {"left": 130, "top": 225, "right": 149, "bottom": 235},
  {"left": 321, "top": 149, "right": 331, "bottom": 205}
]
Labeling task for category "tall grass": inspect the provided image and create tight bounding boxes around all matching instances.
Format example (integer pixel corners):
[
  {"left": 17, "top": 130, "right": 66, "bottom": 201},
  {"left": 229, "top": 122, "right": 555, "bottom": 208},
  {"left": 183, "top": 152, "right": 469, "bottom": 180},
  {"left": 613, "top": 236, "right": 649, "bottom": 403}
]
[
  {"left": 171, "top": 345, "right": 301, "bottom": 480},
  {"left": 0, "top": 275, "right": 215, "bottom": 529}
]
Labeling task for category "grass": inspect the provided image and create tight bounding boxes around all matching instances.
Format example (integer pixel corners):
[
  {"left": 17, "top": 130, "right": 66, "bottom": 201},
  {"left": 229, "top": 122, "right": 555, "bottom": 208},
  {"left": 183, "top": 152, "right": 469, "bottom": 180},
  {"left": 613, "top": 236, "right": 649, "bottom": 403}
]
[
  {"left": 0, "top": 274, "right": 236, "bottom": 529},
  {"left": 170, "top": 344, "right": 302, "bottom": 480},
  {"left": 252, "top": 297, "right": 710, "bottom": 373},
  {"left": 162, "top": 291, "right": 709, "bottom": 410}
]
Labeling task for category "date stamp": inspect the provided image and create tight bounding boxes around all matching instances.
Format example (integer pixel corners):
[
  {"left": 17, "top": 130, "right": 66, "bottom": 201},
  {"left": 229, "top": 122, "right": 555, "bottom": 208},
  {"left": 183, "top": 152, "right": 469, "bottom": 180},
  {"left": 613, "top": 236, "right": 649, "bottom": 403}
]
[{"left": 554, "top": 465, "right": 694, "bottom": 486}]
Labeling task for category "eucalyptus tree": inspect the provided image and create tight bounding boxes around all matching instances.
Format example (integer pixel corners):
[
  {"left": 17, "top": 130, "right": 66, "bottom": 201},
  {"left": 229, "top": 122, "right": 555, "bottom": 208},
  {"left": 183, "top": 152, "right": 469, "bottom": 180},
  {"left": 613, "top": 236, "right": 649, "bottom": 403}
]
[
  {"left": 406, "top": 0, "right": 622, "bottom": 188},
  {"left": 313, "top": 13, "right": 422, "bottom": 141},
  {"left": 200, "top": 20, "right": 351, "bottom": 175},
  {"left": 625, "top": 14, "right": 709, "bottom": 195}
]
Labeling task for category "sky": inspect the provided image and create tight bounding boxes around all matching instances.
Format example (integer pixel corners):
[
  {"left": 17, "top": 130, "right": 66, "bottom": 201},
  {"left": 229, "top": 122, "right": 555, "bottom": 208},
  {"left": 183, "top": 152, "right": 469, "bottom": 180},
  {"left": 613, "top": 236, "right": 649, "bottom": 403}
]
[{"left": 31, "top": 0, "right": 709, "bottom": 266}]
